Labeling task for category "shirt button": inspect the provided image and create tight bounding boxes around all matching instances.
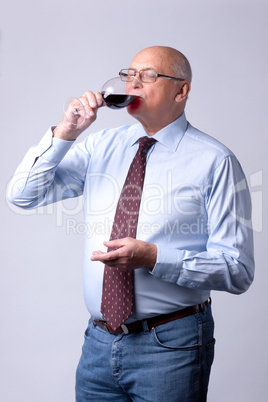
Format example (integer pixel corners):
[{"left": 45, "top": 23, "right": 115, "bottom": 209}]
[{"left": 161, "top": 275, "right": 166, "bottom": 279}]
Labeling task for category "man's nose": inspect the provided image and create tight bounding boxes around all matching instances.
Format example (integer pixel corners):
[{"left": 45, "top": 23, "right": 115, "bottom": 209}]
[{"left": 131, "top": 75, "right": 142, "bottom": 88}]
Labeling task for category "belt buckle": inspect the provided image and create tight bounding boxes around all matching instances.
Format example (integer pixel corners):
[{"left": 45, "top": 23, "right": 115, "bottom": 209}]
[
  {"left": 121, "top": 324, "right": 129, "bottom": 334},
  {"left": 102, "top": 321, "right": 128, "bottom": 335}
]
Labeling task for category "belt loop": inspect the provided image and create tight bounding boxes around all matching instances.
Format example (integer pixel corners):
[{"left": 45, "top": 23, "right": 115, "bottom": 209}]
[
  {"left": 92, "top": 319, "right": 97, "bottom": 328},
  {"left": 201, "top": 300, "right": 208, "bottom": 315},
  {"left": 142, "top": 319, "right": 149, "bottom": 334}
]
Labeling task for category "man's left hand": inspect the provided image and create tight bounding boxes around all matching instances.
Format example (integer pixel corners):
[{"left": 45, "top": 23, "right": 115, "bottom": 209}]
[{"left": 91, "top": 237, "right": 157, "bottom": 270}]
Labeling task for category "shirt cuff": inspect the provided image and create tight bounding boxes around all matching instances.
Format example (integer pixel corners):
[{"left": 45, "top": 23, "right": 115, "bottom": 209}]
[
  {"left": 38, "top": 127, "right": 75, "bottom": 164},
  {"left": 151, "top": 245, "right": 184, "bottom": 283}
]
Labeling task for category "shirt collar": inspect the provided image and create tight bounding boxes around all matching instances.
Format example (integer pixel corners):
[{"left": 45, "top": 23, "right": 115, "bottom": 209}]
[{"left": 130, "top": 112, "right": 188, "bottom": 151}]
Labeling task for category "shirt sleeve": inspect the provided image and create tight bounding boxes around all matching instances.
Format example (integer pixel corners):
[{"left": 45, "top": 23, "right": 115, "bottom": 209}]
[
  {"left": 152, "top": 155, "right": 255, "bottom": 295},
  {"left": 7, "top": 127, "right": 90, "bottom": 209}
]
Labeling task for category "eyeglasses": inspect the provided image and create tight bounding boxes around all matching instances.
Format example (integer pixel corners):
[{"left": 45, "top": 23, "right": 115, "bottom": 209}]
[{"left": 119, "top": 68, "right": 185, "bottom": 83}]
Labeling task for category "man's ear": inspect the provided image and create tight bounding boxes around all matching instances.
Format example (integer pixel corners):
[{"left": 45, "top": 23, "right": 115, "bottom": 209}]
[{"left": 175, "top": 82, "right": 191, "bottom": 102}]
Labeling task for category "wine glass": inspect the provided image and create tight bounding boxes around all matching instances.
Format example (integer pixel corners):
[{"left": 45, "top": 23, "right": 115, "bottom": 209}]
[
  {"left": 101, "top": 77, "right": 141, "bottom": 109},
  {"left": 63, "top": 77, "right": 141, "bottom": 126}
]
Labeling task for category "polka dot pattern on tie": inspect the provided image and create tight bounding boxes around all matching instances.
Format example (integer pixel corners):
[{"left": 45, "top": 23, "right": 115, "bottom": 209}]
[{"left": 101, "top": 136, "right": 157, "bottom": 331}]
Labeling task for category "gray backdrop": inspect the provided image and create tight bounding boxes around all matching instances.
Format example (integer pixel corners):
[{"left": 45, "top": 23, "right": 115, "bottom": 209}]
[{"left": 1, "top": 0, "right": 267, "bottom": 401}]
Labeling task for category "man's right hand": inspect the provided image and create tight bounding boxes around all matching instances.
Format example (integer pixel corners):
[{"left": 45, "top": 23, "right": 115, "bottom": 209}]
[{"left": 53, "top": 91, "right": 105, "bottom": 141}]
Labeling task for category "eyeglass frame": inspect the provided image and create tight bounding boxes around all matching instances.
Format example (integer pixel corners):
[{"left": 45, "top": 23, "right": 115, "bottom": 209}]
[{"left": 119, "top": 68, "right": 185, "bottom": 83}]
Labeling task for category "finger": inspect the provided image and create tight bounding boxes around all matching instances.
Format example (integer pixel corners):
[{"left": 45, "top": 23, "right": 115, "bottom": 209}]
[
  {"left": 76, "top": 93, "right": 95, "bottom": 120},
  {"left": 91, "top": 250, "right": 106, "bottom": 261},
  {"left": 73, "top": 99, "right": 93, "bottom": 121},
  {"left": 92, "top": 250, "right": 105, "bottom": 256},
  {"left": 103, "top": 239, "right": 125, "bottom": 248},
  {"left": 95, "top": 91, "right": 106, "bottom": 107},
  {"left": 81, "top": 91, "right": 106, "bottom": 121},
  {"left": 82, "top": 91, "right": 99, "bottom": 108},
  {"left": 93, "top": 249, "right": 120, "bottom": 262}
]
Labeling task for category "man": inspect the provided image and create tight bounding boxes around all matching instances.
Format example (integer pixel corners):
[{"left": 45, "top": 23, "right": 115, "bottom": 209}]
[{"left": 7, "top": 46, "right": 254, "bottom": 401}]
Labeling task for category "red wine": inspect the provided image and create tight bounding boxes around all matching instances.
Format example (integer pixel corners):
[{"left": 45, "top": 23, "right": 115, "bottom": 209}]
[{"left": 101, "top": 93, "right": 140, "bottom": 109}]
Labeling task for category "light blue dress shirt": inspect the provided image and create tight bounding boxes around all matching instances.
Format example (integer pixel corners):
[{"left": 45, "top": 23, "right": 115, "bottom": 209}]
[{"left": 7, "top": 112, "right": 254, "bottom": 321}]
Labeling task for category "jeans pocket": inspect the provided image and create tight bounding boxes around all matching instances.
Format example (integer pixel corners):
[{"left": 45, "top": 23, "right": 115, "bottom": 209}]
[{"left": 152, "top": 327, "right": 200, "bottom": 351}]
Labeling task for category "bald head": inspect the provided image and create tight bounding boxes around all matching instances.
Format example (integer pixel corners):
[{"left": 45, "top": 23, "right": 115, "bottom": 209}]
[
  {"left": 127, "top": 46, "right": 192, "bottom": 135},
  {"left": 132, "top": 46, "right": 192, "bottom": 83}
]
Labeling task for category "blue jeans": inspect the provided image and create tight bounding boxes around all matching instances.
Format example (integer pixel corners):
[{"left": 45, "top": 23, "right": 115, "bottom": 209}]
[{"left": 76, "top": 304, "right": 215, "bottom": 401}]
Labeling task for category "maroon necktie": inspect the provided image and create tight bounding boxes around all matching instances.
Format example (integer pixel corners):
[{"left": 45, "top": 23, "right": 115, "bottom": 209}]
[{"left": 101, "top": 136, "right": 157, "bottom": 331}]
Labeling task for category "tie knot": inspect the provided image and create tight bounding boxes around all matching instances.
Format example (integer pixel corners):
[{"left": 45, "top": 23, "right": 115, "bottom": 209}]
[{"left": 138, "top": 136, "right": 157, "bottom": 151}]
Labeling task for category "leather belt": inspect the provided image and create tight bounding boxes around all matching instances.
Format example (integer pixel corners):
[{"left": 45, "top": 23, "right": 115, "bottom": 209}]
[{"left": 93, "top": 299, "right": 210, "bottom": 335}]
